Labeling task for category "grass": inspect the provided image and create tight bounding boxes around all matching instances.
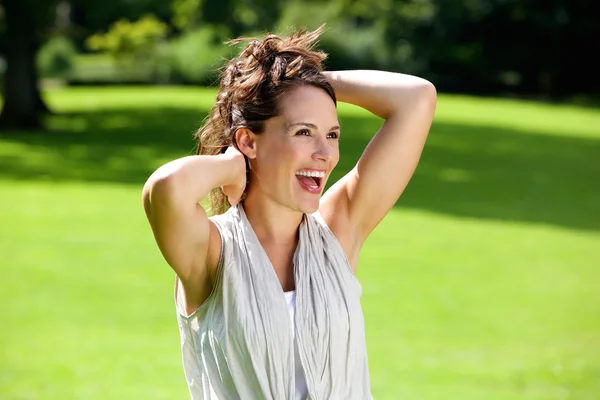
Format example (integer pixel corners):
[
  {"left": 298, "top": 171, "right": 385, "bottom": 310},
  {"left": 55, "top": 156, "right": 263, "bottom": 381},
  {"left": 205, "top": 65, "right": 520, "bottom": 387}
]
[{"left": 1, "top": 86, "right": 599, "bottom": 400}]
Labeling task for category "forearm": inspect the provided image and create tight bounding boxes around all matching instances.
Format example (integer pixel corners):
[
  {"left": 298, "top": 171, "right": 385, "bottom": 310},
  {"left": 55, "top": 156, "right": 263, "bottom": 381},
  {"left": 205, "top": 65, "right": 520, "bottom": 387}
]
[
  {"left": 144, "top": 154, "right": 241, "bottom": 205},
  {"left": 324, "top": 70, "right": 436, "bottom": 120}
]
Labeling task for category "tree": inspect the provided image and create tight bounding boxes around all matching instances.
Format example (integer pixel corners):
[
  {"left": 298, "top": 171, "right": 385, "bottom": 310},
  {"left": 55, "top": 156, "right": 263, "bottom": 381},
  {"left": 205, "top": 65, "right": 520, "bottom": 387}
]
[
  {"left": 0, "top": 0, "right": 58, "bottom": 130},
  {"left": 0, "top": 0, "right": 171, "bottom": 131}
]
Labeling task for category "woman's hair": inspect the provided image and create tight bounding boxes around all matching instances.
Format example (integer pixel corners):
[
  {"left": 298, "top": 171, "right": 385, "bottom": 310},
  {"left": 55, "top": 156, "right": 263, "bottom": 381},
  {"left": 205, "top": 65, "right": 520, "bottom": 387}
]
[{"left": 195, "top": 25, "right": 336, "bottom": 215}]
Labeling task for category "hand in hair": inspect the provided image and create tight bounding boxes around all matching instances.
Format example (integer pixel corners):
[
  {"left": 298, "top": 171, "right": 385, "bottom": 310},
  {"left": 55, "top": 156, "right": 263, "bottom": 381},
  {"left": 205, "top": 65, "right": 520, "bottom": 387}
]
[
  {"left": 221, "top": 146, "right": 247, "bottom": 206},
  {"left": 194, "top": 25, "right": 333, "bottom": 214}
]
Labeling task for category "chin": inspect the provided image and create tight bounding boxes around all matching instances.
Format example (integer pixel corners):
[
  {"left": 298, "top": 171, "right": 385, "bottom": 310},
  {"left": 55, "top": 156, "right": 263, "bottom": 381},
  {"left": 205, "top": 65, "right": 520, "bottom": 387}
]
[{"left": 298, "top": 198, "right": 320, "bottom": 214}]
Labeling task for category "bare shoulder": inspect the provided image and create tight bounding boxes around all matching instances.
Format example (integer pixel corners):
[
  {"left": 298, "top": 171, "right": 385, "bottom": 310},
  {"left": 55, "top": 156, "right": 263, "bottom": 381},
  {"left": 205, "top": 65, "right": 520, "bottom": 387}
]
[{"left": 319, "top": 180, "right": 362, "bottom": 273}]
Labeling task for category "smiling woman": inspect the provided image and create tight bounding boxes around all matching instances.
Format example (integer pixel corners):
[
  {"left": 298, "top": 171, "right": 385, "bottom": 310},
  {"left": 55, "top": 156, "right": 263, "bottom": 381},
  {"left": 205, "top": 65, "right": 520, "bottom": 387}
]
[
  {"left": 195, "top": 30, "right": 339, "bottom": 216},
  {"left": 141, "top": 25, "right": 436, "bottom": 400},
  {"left": 235, "top": 84, "right": 341, "bottom": 213}
]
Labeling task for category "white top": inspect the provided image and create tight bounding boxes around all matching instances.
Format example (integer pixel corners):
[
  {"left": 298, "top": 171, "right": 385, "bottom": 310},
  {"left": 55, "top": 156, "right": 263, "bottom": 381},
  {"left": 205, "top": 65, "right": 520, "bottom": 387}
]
[
  {"left": 176, "top": 205, "right": 372, "bottom": 399},
  {"left": 284, "top": 290, "right": 308, "bottom": 400}
]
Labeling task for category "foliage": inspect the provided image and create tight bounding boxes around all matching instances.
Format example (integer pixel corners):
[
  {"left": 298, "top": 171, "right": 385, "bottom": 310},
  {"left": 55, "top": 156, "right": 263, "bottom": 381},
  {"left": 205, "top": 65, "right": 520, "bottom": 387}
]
[
  {"left": 85, "top": 15, "right": 168, "bottom": 67},
  {"left": 67, "top": 53, "right": 155, "bottom": 85},
  {"left": 171, "top": 0, "right": 202, "bottom": 30},
  {"left": 37, "top": 36, "right": 77, "bottom": 78},
  {"left": 201, "top": 0, "right": 284, "bottom": 36},
  {"left": 272, "top": 0, "right": 434, "bottom": 74},
  {"left": 165, "top": 26, "right": 234, "bottom": 85},
  {"left": 8, "top": 0, "right": 599, "bottom": 98},
  {"left": 69, "top": 0, "right": 172, "bottom": 45}
]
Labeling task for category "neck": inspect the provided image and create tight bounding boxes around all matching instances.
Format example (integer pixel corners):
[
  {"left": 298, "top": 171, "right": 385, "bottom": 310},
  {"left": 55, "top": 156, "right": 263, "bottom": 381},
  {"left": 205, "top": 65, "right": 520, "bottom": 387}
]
[{"left": 241, "top": 188, "right": 303, "bottom": 245}]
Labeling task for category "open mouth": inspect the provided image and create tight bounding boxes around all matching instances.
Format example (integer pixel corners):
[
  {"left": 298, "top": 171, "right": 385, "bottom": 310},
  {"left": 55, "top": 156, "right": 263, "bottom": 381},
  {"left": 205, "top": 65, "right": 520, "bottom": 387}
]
[{"left": 295, "top": 171, "right": 325, "bottom": 193}]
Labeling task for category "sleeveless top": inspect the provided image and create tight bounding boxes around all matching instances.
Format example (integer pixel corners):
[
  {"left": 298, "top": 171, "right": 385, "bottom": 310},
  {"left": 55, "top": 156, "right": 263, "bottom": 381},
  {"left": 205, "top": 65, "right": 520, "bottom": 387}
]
[{"left": 175, "top": 205, "right": 372, "bottom": 399}]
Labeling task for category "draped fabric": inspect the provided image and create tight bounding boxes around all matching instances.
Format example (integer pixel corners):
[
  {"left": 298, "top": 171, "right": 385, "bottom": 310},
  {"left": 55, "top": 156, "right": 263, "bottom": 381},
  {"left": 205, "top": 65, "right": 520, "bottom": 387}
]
[{"left": 175, "top": 205, "right": 371, "bottom": 399}]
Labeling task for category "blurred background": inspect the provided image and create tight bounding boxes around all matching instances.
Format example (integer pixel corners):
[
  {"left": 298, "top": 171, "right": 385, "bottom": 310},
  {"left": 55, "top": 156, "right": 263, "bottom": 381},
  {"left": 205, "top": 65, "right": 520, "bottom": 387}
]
[{"left": 1, "top": 0, "right": 599, "bottom": 399}]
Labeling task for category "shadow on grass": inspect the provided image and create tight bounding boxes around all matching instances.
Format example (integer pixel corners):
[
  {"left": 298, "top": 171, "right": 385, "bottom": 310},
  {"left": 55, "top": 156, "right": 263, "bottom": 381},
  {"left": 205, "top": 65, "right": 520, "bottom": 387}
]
[{"left": 1, "top": 106, "right": 599, "bottom": 231}]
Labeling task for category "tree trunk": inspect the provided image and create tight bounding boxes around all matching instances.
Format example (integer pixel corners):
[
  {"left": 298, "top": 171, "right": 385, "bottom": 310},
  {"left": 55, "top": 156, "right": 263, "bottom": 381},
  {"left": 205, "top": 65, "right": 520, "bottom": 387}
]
[{"left": 0, "top": 0, "right": 50, "bottom": 130}]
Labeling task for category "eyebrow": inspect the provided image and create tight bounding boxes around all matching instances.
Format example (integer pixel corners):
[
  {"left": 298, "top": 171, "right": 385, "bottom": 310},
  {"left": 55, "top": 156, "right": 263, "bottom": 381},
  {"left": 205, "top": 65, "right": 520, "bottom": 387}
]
[{"left": 287, "top": 122, "right": 341, "bottom": 131}]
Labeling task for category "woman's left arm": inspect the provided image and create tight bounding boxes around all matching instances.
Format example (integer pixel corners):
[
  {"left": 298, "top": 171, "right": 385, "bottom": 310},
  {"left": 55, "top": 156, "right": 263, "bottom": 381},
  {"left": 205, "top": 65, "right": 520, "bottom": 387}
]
[{"left": 321, "top": 70, "right": 437, "bottom": 248}]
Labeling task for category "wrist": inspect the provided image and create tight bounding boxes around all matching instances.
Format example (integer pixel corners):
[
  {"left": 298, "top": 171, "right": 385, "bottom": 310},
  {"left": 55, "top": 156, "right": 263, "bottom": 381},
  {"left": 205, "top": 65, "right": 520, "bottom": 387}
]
[
  {"left": 323, "top": 71, "right": 347, "bottom": 102},
  {"left": 218, "top": 150, "right": 247, "bottom": 186}
]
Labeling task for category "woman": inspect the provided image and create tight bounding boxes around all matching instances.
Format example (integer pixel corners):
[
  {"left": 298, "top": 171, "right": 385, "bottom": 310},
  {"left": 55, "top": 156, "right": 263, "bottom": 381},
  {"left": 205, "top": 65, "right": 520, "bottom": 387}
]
[{"left": 142, "top": 26, "right": 436, "bottom": 400}]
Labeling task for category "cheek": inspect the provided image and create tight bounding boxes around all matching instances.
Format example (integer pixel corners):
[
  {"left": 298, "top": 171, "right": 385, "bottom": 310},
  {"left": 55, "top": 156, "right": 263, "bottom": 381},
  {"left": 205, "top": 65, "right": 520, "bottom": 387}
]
[
  {"left": 255, "top": 144, "right": 295, "bottom": 179},
  {"left": 255, "top": 137, "right": 309, "bottom": 179},
  {"left": 291, "top": 146, "right": 308, "bottom": 162},
  {"left": 331, "top": 145, "right": 341, "bottom": 167}
]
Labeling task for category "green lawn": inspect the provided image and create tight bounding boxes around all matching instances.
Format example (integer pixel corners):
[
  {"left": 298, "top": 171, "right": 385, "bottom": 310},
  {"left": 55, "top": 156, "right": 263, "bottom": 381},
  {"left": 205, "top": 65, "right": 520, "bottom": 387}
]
[{"left": 1, "top": 86, "right": 599, "bottom": 400}]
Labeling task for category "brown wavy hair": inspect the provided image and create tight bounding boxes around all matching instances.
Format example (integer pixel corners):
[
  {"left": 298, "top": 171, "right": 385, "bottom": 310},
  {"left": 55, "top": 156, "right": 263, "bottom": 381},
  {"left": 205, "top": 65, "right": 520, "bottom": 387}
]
[{"left": 194, "top": 25, "right": 336, "bottom": 215}]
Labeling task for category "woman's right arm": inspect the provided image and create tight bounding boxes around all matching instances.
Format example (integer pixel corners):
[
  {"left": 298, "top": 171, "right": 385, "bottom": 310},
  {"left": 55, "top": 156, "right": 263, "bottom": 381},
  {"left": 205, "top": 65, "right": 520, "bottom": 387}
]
[{"left": 141, "top": 149, "right": 246, "bottom": 307}]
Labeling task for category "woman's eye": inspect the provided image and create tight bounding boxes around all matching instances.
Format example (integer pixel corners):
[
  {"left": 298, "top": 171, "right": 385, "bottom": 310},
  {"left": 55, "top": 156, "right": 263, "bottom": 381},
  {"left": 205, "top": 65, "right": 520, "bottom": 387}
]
[
  {"left": 327, "top": 132, "right": 339, "bottom": 139},
  {"left": 296, "top": 129, "right": 311, "bottom": 136}
]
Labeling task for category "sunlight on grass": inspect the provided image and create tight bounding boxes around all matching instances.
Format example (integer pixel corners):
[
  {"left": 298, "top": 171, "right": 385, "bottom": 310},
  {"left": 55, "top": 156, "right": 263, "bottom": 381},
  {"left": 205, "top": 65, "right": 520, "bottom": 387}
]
[{"left": 433, "top": 95, "right": 600, "bottom": 138}]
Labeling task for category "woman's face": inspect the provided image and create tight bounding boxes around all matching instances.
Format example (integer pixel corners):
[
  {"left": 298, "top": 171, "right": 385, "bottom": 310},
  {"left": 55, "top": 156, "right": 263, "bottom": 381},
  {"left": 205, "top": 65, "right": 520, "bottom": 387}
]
[{"left": 248, "top": 85, "right": 340, "bottom": 214}]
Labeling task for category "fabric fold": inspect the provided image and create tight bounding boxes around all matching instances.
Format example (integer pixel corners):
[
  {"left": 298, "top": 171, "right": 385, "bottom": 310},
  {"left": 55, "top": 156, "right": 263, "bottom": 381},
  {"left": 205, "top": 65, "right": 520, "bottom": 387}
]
[{"left": 176, "top": 204, "right": 371, "bottom": 399}]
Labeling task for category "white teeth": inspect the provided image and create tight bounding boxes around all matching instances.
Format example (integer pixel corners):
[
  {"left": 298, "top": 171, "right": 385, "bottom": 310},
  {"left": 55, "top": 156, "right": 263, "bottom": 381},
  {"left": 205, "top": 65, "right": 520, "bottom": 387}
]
[{"left": 295, "top": 171, "right": 325, "bottom": 178}]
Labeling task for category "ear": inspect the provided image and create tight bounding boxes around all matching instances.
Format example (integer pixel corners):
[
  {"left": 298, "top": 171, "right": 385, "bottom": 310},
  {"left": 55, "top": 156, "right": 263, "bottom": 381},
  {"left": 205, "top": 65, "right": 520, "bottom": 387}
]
[{"left": 234, "top": 128, "right": 257, "bottom": 159}]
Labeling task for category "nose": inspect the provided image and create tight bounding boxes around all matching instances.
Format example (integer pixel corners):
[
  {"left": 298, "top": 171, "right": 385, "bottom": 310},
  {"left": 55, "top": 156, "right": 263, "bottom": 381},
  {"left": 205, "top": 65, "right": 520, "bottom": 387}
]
[{"left": 312, "top": 136, "right": 334, "bottom": 163}]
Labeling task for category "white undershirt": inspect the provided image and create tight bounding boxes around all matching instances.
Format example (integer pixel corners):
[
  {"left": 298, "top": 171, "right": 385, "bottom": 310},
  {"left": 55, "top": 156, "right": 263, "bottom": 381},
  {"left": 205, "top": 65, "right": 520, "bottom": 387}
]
[{"left": 284, "top": 290, "right": 308, "bottom": 400}]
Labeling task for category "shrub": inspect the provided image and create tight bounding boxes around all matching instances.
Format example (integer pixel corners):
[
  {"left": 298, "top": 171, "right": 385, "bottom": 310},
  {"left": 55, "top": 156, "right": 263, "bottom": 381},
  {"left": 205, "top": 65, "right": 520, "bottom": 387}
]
[
  {"left": 167, "top": 26, "right": 234, "bottom": 85},
  {"left": 67, "top": 53, "right": 152, "bottom": 85},
  {"left": 85, "top": 14, "right": 169, "bottom": 64},
  {"left": 38, "top": 36, "right": 77, "bottom": 78}
]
